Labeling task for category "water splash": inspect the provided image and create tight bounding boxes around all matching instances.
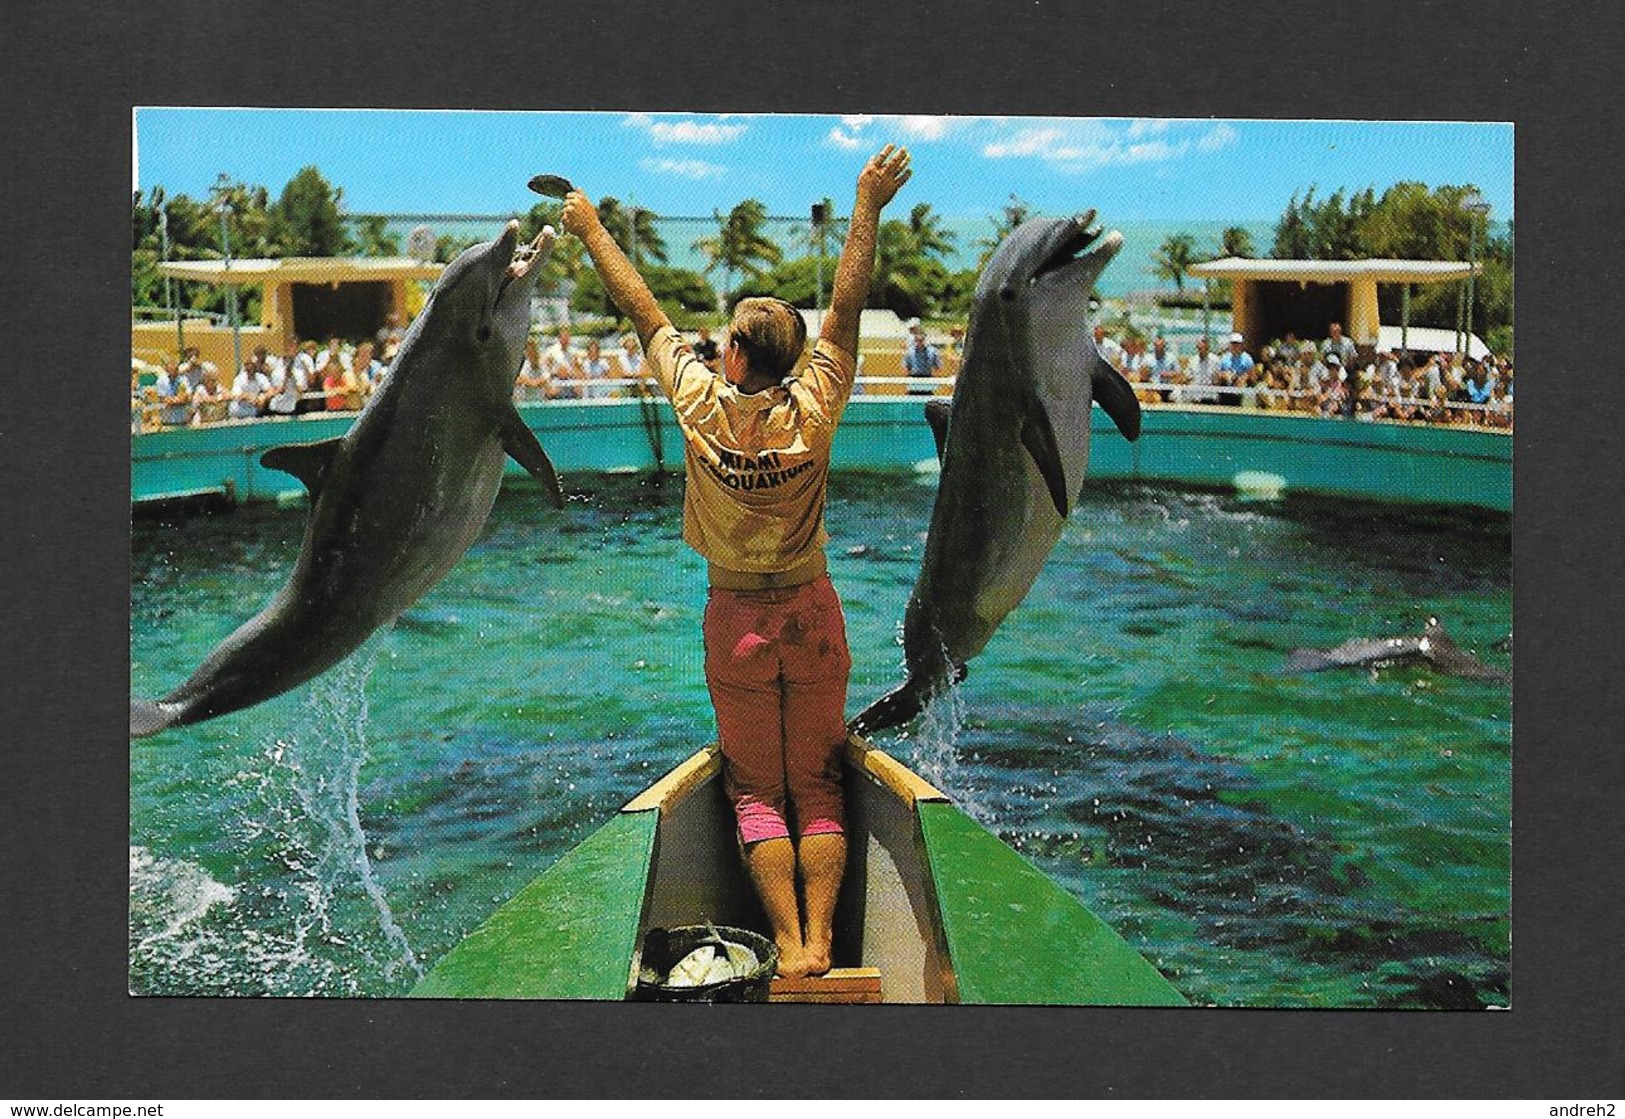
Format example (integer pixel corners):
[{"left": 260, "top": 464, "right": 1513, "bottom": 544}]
[
  {"left": 238, "top": 645, "right": 424, "bottom": 988},
  {"left": 131, "top": 645, "right": 425, "bottom": 996}
]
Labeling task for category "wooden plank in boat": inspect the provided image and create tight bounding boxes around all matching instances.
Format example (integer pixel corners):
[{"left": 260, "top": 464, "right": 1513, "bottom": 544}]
[{"left": 769, "top": 967, "right": 883, "bottom": 1004}]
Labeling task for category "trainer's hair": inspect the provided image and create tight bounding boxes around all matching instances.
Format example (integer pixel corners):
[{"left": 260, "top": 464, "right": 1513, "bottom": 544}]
[{"left": 729, "top": 297, "right": 808, "bottom": 380}]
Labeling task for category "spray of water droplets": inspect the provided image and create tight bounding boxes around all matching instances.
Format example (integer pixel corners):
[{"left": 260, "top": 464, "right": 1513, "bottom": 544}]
[{"left": 131, "top": 641, "right": 424, "bottom": 995}]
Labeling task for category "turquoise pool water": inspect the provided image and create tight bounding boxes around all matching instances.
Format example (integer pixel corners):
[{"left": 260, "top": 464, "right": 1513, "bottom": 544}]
[{"left": 129, "top": 473, "right": 1511, "bottom": 1006}]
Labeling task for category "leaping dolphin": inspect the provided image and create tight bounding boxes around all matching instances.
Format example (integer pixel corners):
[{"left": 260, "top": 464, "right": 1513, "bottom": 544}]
[
  {"left": 851, "top": 212, "right": 1141, "bottom": 734},
  {"left": 132, "top": 221, "right": 564, "bottom": 737},
  {"left": 1282, "top": 617, "right": 1510, "bottom": 684}
]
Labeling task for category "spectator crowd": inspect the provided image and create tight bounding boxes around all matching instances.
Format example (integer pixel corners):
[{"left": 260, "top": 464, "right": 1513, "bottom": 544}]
[
  {"left": 132, "top": 326, "right": 662, "bottom": 433},
  {"left": 1097, "top": 321, "right": 1513, "bottom": 430},
  {"left": 132, "top": 319, "right": 1512, "bottom": 434}
]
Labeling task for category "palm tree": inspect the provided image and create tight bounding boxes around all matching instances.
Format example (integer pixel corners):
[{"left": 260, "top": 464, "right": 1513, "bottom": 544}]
[
  {"left": 977, "top": 194, "right": 1031, "bottom": 266},
  {"left": 1153, "top": 232, "right": 1197, "bottom": 292},
  {"left": 906, "top": 202, "right": 956, "bottom": 261},
  {"left": 597, "top": 197, "right": 668, "bottom": 266},
  {"left": 1218, "top": 226, "right": 1256, "bottom": 259},
  {"left": 693, "top": 199, "right": 782, "bottom": 306}
]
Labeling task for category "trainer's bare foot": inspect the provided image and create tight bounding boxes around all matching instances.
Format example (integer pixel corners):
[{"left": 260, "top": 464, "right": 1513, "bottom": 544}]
[
  {"left": 801, "top": 933, "right": 832, "bottom": 978},
  {"left": 775, "top": 939, "right": 813, "bottom": 979}
]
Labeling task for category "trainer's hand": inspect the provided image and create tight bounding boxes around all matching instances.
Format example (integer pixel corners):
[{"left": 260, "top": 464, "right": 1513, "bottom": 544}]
[
  {"left": 561, "top": 191, "right": 602, "bottom": 238},
  {"left": 857, "top": 145, "right": 912, "bottom": 209}
]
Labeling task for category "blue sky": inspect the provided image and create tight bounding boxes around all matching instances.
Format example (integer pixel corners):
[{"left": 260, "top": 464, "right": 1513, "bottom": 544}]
[{"left": 135, "top": 109, "right": 1512, "bottom": 225}]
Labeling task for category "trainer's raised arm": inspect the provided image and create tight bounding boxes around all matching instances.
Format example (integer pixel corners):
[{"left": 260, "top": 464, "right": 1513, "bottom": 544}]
[
  {"left": 822, "top": 145, "right": 912, "bottom": 360},
  {"left": 562, "top": 190, "right": 672, "bottom": 347}
]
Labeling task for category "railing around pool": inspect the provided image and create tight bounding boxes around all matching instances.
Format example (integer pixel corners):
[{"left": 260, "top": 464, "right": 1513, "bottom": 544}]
[{"left": 134, "top": 375, "right": 1514, "bottom": 434}]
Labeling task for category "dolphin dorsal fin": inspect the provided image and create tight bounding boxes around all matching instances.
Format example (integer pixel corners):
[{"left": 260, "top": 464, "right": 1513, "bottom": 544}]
[
  {"left": 494, "top": 403, "right": 565, "bottom": 508},
  {"left": 260, "top": 438, "right": 345, "bottom": 500},
  {"left": 1089, "top": 348, "right": 1142, "bottom": 442},
  {"left": 924, "top": 399, "right": 953, "bottom": 464}
]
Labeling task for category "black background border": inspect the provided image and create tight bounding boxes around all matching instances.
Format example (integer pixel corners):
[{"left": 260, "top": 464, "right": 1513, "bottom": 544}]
[{"left": 5, "top": 0, "right": 1622, "bottom": 1100}]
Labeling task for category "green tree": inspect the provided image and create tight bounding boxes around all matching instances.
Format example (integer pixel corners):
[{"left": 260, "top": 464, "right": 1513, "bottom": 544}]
[
  {"left": 1153, "top": 232, "right": 1197, "bottom": 292},
  {"left": 573, "top": 264, "right": 715, "bottom": 317},
  {"left": 870, "top": 219, "right": 951, "bottom": 319},
  {"left": 1218, "top": 225, "right": 1256, "bottom": 258},
  {"left": 905, "top": 202, "right": 957, "bottom": 261},
  {"left": 693, "top": 199, "right": 783, "bottom": 305},
  {"left": 977, "top": 194, "right": 1031, "bottom": 266},
  {"left": 268, "top": 165, "right": 352, "bottom": 256},
  {"left": 351, "top": 215, "right": 400, "bottom": 257},
  {"left": 596, "top": 197, "right": 669, "bottom": 266}
]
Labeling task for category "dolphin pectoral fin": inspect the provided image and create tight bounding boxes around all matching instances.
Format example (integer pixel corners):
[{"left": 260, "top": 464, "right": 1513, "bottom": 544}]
[
  {"left": 496, "top": 404, "right": 565, "bottom": 508},
  {"left": 924, "top": 399, "right": 953, "bottom": 464},
  {"left": 1090, "top": 351, "right": 1142, "bottom": 441},
  {"left": 1020, "top": 406, "right": 1071, "bottom": 518},
  {"left": 261, "top": 438, "right": 345, "bottom": 500}
]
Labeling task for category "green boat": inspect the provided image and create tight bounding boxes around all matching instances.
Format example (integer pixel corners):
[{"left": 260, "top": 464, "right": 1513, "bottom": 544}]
[{"left": 411, "top": 735, "right": 1187, "bottom": 1005}]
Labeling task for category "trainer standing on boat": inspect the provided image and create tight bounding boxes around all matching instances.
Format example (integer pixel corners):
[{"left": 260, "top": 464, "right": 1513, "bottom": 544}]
[{"left": 562, "top": 145, "right": 911, "bottom": 979}]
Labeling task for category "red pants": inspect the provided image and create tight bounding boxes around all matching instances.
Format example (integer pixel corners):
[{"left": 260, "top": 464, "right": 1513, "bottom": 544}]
[{"left": 703, "top": 575, "right": 852, "bottom": 845}]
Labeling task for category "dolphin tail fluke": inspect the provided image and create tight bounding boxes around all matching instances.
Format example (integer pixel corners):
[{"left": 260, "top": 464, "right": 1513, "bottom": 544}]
[
  {"left": 131, "top": 697, "right": 179, "bottom": 738},
  {"left": 1089, "top": 349, "right": 1142, "bottom": 441},
  {"left": 848, "top": 680, "right": 929, "bottom": 736}
]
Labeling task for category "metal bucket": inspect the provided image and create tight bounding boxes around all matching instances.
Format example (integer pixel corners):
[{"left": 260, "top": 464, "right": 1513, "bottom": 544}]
[{"left": 633, "top": 925, "right": 778, "bottom": 1003}]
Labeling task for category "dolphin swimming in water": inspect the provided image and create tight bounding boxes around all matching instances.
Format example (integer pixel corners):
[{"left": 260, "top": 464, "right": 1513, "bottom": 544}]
[
  {"left": 1282, "top": 616, "right": 1510, "bottom": 684},
  {"left": 131, "top": 221, "right": 564, "bottom": 737},
  {"left": 850, "top": 212, "right": 1140, "bottom": 735}
]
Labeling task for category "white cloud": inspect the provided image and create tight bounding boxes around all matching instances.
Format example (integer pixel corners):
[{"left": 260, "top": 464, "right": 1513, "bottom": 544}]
[
  {"left": 982, "top": 119, "right": 1241, "bottom": 172},
  {"left": 983, "top": 127, "right": 1065, "bottom": 158},
  {"left": 896, "top": 115, "right": 954, "bottom": 141},
  {"left": 825, "top": 127, "right": 862, "bottom": 151},
  {"left": 840, "top": 114, "right": 874, "bottom": 130},
  {"left": 640, "top": 157, "right": 726, "bottom": 180},
  {"left": 1197, "top": 122, "right": 1239, "bottom": 152},
  {"left": 622, "top": 113, "right": 747, "bottom": 145}
]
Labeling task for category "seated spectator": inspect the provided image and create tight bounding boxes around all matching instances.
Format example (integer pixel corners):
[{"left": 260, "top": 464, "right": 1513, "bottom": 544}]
[
  {"left": 542, "top": 327, "right": 583, "bottom": 399},
  {"left": 192, "top": 362, "right": 229, "bottom": 424},
  {"left": 1322, "top": 322, "right": 1358, "bottom": 371},
  {"left": 581, "top": 337, "right": 614, "bottom": 399},
  {"left": 1092, "top": 324, "right": 1126, "bottom": 370},
  {"left": 1316, "top": 354, "right": 1349, "bottom": 417},
  {"left": 323, "top": 355, "right": 364, "bottom": 411},
  {"left": 154, "top": 358, "right": 194, "bottom": 426},
  {"left": 288, "top": 339, "right": 322, "bottom": 414},
  {"left": 317, "top": 336, "right": 350, "bottom": 377},
  {"left": 266, "top": 345, "right": 304, "bottom": 417},
  {"left": 515, "top": 336, "right": 549, "bottom": 403},
  {"left": 375, "top": 312, "right": 407, "bottom": 362},
  {"left": 901, "top": 319, "right": 941, "bottom": 396},
  {"left": 1148, "top": 336, "right": 1183, "bottom": 401},
  {"left": 615, "top": 333, "right": 646, "bottom": 386},
  {"left": 231, "top": 348, "right": 276, "bottom": 419},
  {"left": 1218, "top": 333, "right": 1254, "bottom": 406},
  {"left": 351, "top": 341, "right": 385, "bottom": 399},
  {"left": 131, "top": 368, "right": 154, "bottom": 434},
  {"left": 176, "top": 345, "right": 207, "bottom": 386},
  {"left": 1184, "top": 336, "right": 1222, "bottom": 404}
]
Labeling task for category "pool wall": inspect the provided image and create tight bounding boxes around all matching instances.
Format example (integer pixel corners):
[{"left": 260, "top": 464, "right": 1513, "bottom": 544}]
[{"left": 130, "top": 398, "right": 1511, "bottom": 512}]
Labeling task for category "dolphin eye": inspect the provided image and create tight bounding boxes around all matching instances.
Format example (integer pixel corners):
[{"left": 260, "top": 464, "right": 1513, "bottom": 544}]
[
  {"left": 1000, "top": 286, "right": 1016, "bottom": 301},
  {"left": 477, "top": 324, "right": 492, "bottom": 343}
]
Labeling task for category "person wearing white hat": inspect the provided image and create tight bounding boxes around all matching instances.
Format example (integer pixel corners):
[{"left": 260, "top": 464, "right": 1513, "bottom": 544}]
[{"left": 1218, "top": 332, "right": 1254, "bottom": 405}]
